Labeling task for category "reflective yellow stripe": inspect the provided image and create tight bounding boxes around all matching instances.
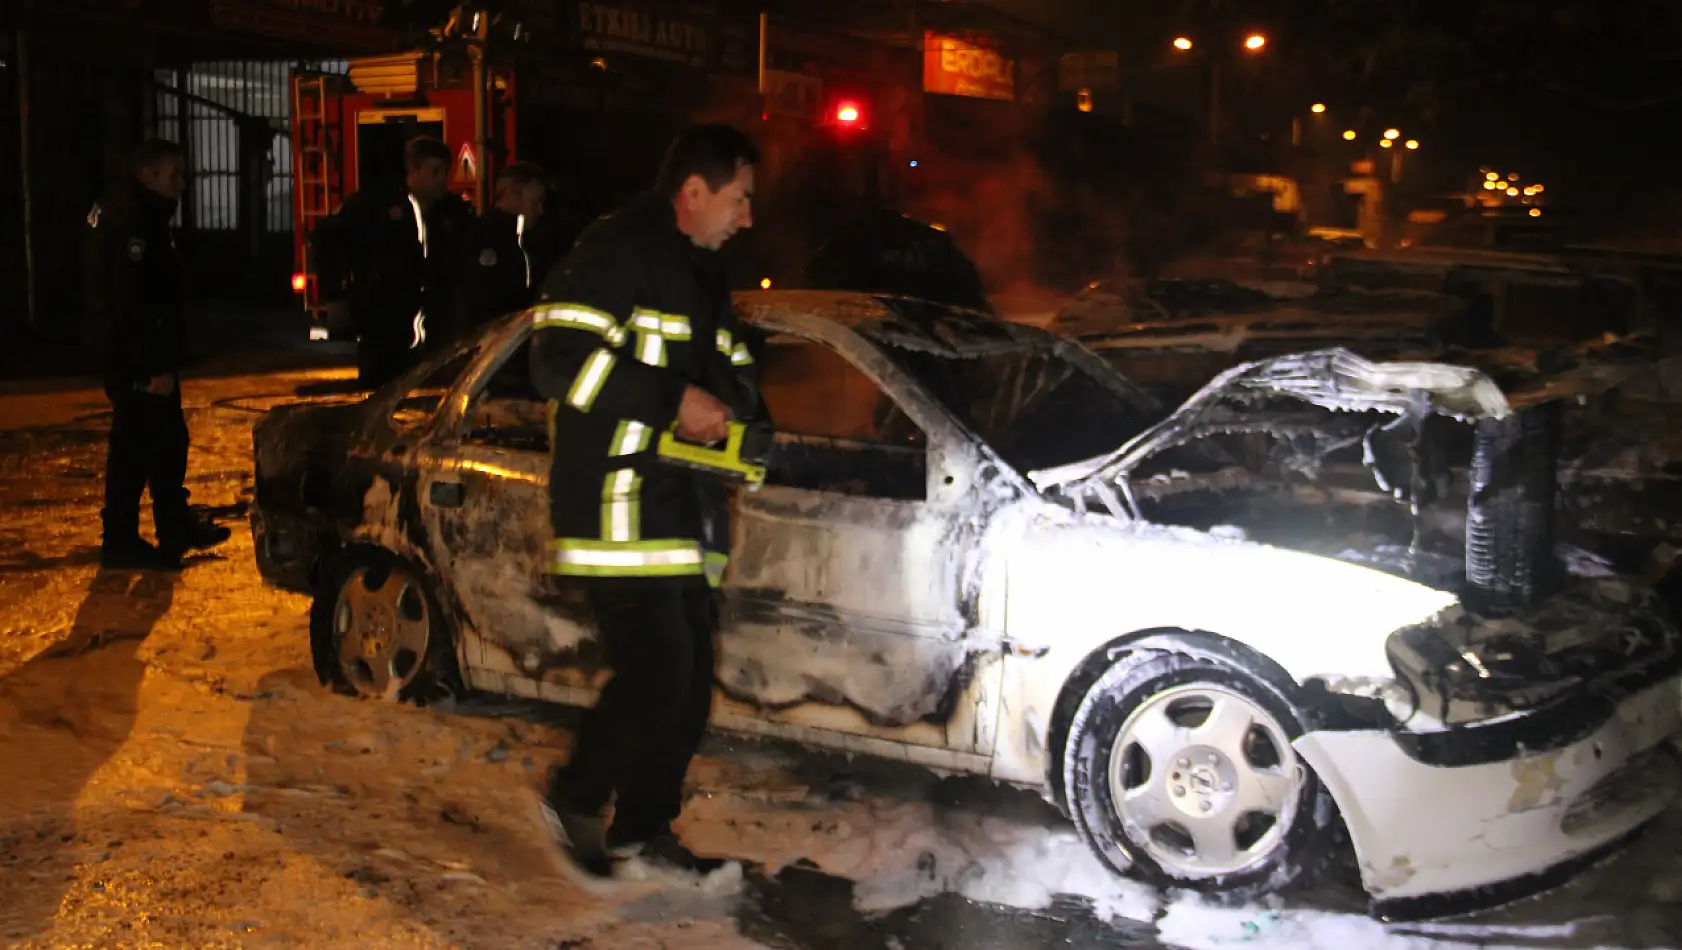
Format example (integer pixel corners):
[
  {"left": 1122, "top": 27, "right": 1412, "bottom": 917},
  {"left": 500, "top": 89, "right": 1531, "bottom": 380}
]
[
  {"left": 567, "top": 348, "right": 615, "bottom": 411},
  {"left": 546, "top": 538, "right": 705, "bottom": 577},
  {"left": 601, "top": 468, "right": 641, "bottom": 543},
  {"left": 704, "top": 551, "right": 729, "bottom": 589},
  {"left": 631, "top": 308, "right": 692, "bottom": 340},
  {"left": 609, "top": 419, "right": 652, "bottom": 456},
  {"left": 715, "top": 328, "right": 734, "bottom": 357},
  {"left": 730, "top": 342, "right": 754, "bottom": 366},
  {"left": 532, "top": 304, "right": 626, "bottom": 346},
  {"left": 634, "top": 331, "right": 667, "bottom": 367}
]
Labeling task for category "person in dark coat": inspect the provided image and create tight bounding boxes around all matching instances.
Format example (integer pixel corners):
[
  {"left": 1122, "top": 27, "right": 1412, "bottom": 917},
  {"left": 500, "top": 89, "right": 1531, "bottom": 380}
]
[
  {"left": 526, "top": 124, "right": 761, "bottom": 889},
  {"left": 311, "top": 136, "right": 474, "bottom": 388},
  {"left": 454, "top": 161, "right": 547, "bottom": 334},
  {"left": 83, "top": 138, "right": 232, "bottom": 570}
]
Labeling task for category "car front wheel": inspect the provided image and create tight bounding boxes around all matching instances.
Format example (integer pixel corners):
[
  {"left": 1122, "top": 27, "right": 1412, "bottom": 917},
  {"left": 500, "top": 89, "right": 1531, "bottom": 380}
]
[{"left": 1063, "top": 649, "right": 1340, "bottom": 901}]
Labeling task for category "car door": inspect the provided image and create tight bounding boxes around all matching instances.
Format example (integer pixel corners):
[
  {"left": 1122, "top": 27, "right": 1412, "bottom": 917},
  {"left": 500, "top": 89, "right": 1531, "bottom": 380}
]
[
  {"left": 718, "top": 327, "right": 997, "bottom": 754},
  {"left": 417, "top": 324, "right": 603, "bottom": 699}
]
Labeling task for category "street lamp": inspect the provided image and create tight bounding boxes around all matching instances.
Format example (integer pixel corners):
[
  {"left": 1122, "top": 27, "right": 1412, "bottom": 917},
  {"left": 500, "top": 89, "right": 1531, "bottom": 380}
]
[
  {"left": 1507, "top": 187, "right": 1519, "bottom": 196},
  {"left": 1380, "top": 138, "right": 1393, "bottom": 148},
  {"left": 1342, "top": 129, "right": 1357, "bottom": 140},
  {"left": 1245, "top": 34, "right": 1267, "bottom": 51},
  {"left": 1174, "top": 36, "right": 1193, "bottom": 51},
  {"left": 1405, "top": 139, "right": 1419, "bottom": 150},
  {"left": 1486, "top": 172, "right": 1499, "bottom": 181},
  {"left": 1311, "top": 103, "right": 1326, "bottom": 113},
  {"left": 1384, "top": 128, "right": 1400, "bottom": 140}
]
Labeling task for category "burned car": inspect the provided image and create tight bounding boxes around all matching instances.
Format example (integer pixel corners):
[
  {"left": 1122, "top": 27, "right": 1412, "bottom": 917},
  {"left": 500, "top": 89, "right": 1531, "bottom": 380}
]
[{"left": 250, "top": 290, "right": 1681, "bottom": 920}]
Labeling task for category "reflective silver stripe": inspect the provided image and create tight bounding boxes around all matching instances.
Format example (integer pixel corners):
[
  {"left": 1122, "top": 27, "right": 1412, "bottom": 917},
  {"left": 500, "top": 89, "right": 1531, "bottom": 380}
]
[
  {"left": 609, "top": 420, "right": 652, "bottom": 456},
  {"left": 601, "top": 468, "right": 641, "bottom": 543},
  {"left": 631, "top": 308, "right": 691, "bottom": 339},
  {"left": 532, "top": 305, "right": 626, "bottom": 345},
  {"left": 635, "top": 331, "right": 666, "bottom": 367},
  {"left": 547, "top": 539, "right": 705, "bottom": 576},
  {"left": 516, "top": 213, "right": 531, "bottom": 288},
  {"left": 730, "top": 342, "right": 754, "bottom": 366},
  {"left": 567, "top": 349, "right": 615, "bottom": 411},
  {"left": 408, "top": 193, "right": 428, "bottom": 258},
  {"left": 408, "top": 193, "right": 428, "bottom": 349}
]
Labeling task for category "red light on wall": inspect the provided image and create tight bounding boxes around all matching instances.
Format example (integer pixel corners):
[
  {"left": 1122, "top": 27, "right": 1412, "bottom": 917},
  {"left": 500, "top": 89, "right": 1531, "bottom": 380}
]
[
  {"left": 291, "top": 273, "right": 308, "bottom": 293},
  {"left": 835, "top": 102, "right": 861, "bottom": 125}
]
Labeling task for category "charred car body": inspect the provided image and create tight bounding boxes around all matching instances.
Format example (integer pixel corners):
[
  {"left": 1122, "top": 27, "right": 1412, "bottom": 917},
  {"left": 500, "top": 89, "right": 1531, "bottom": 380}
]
[{"left": 250, "top": 290, "right": 1681, "bottom": 920}]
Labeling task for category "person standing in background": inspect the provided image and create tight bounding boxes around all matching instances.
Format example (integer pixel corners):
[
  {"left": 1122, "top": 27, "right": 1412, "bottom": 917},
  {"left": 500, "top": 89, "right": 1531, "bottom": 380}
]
[
  {"left": 454, "top": 160, "right": 547, "bottom": 334},
  {"left": 311, "top": 136, "right": 474, "bottom": 387},
  {"left": 84, "top": 138, "right": 232, "bottom": 571}
]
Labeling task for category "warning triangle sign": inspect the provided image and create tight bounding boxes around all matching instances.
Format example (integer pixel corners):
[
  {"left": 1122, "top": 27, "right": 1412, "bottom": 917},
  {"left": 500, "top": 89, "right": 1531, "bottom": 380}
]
[{"left": 454, "top": 142, "right": 479, "bottom": 183}]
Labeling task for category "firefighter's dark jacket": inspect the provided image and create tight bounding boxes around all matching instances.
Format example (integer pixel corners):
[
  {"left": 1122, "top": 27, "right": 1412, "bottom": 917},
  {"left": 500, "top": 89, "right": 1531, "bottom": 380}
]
[
  {"left": 529, "top": 192, "right": 759, "bottom": 584},
  {"left": 83, "top": 182, "right": 185, "bottom": 389},
  {"left": 310, "top": 183, "right": 473, "bottom": 337},
  {"left": 455, "top": 206, "right": 534, "bottom": 331}
]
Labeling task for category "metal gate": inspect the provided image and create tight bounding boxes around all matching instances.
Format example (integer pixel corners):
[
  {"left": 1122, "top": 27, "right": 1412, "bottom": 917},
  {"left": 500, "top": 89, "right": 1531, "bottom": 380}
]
[{"left": 149, "top": 59, "right": 345, "bottom": 298}]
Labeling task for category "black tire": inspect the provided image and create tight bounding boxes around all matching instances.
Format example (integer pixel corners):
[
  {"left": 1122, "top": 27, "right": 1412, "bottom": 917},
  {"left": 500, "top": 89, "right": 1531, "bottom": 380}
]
[
  {"left": 1062, "top": 649, "right": 1341, "bottom": 902},
  {"left": 310, "top": 548, "right": 460, "bottom": 706}
]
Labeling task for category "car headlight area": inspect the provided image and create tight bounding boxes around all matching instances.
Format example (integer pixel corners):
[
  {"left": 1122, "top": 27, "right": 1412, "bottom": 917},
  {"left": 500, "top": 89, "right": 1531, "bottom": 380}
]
[{"left": 1295, "top": 577, "right": 1682, "bottom": 919}]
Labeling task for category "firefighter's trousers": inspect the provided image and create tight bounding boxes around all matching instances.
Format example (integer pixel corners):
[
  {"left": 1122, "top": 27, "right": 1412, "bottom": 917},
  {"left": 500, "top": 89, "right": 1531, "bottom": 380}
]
[{"left": 549, "top": 579, "right": 717, "bottom": 843}]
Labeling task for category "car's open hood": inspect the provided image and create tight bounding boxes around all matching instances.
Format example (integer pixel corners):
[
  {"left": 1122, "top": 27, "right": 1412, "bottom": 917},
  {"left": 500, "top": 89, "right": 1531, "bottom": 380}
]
[{"left": 1027, "top": 348, "right": 1512, "bottom": 499}]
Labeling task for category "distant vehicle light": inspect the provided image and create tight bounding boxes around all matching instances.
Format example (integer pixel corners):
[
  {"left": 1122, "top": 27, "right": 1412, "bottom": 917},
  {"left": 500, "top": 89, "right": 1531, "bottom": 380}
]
[
  {"left": 760, "top": 278, "right": 772, "bottom": 290},
  {"left": 1405, "top": 139, "right": 1419, "bottom": 150},
  {"left": 836, "top": 103, "right": 860, "bottom": 124},
  {"left": 1173, "top": 37, "right": 1193, "bottom": 51},
  {"left": 909, "top": 160, "right": 919, "bottom": 168},
  {"left": 1342, "top": 129, "right": 1357, "bottom": 140},
  {"left": 291, "top": 273, "right": 307, "bottom": 293},
  {"left": 1384, "top": 128, "right": 1400, "bottom": 140},
  {"left": 1311, "top": 103, "right": 1326, "bottom": 113},
  {"left": 1486, "top": 172, "right": 1500, "bottom": 181},
  {"left": 309, "top": 326, "right": 330, "bottom": 341},
  {"left": 1530, "top": 208, "right": 1542, "bottom": 217}
]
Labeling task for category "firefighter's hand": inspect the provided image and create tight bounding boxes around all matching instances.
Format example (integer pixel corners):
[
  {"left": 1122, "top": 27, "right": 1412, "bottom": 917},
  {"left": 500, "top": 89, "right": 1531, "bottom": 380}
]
[
  {"left": 677, "top": 386, "right": 732, "bottom": 444},
  {"left": 145, "top": 374, "right": 175, "bottom": 396}
]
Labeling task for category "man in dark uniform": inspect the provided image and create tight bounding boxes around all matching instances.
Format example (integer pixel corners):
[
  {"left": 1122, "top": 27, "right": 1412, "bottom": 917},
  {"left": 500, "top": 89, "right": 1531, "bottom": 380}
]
[
  {"left": 454, "top": 161, "right": 547, "bottom": 334},
  {"left": 84, "top": 138, "right": 232, "bottom": 570},
  {"left": 528, "top": 124, "right": 761, "bottom": 888},
  {"left": 311, "top": 136, "right": 474, "bottom": 388}
]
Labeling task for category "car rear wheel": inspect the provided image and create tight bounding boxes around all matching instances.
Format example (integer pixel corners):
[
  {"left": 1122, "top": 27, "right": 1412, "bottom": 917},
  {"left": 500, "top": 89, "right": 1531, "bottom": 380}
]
[
  {"left": 1063, "top": 649, "right": 1340, "bottom": 901},
  {"left": 312, "top": 550, "right": 458, "bottom": 704}
]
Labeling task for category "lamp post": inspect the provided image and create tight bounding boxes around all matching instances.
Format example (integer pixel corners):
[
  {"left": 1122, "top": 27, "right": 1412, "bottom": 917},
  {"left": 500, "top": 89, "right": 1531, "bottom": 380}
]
[{"left": 1172, "top": 32, "right": 1268, "bottom": 148}]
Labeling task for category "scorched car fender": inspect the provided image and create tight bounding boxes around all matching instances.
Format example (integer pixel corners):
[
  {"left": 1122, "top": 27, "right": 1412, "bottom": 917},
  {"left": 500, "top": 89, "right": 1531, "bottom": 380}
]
[{"left": 986, "top": 510, "right": 1459, "bottom": 788}]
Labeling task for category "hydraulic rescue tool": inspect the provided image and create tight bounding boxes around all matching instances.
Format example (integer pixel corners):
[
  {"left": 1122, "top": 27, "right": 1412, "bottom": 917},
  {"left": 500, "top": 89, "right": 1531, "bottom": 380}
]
[{"left": 656, "top": 420, "right": 773, "bottom": 488}]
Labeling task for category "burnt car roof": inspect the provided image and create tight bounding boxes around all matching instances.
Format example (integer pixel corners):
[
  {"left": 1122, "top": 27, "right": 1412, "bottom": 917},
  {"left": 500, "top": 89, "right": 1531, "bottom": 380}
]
[{"left": 735, "top": 289, "right": 1044, "bottom": 357}]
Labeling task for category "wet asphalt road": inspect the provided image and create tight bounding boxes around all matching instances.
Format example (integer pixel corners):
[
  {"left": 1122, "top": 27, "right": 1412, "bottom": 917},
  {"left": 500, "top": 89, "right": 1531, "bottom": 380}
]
[{"left": 0, "top": 367, "right": 1177, "bottom": 949}]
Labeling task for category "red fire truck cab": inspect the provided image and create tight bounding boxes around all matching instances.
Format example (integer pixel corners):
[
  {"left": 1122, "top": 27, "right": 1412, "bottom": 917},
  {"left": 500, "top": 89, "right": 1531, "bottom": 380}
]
[{"left": 289, "top": 47, "right": 517, "bottom": 336}]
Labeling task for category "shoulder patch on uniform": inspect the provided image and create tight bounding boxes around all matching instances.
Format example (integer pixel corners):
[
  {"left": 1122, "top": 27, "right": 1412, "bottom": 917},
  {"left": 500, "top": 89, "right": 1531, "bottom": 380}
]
[
  {"left": 86, "top": 203, "right": 103, "bottom": 228},
  {"left": 478, "top": 247, "right": 498, "bottom": 267},
  {"left": 127, "top": 238, "right": 146, "bottom": 261},
  {"left": 389, "top": 205, "right": 404, "bottom": 221}
]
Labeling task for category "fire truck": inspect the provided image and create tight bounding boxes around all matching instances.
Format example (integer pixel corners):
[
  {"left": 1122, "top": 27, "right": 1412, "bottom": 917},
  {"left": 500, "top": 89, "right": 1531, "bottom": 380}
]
[
  {"left": 287, "top": 8, "right": 519, "bottom": 336},
  {"left": 287, "top": 5, "right": 993, "bottom": 334}
]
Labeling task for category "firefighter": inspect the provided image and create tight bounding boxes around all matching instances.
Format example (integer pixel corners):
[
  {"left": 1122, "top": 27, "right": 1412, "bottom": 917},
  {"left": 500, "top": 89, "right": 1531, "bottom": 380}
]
[
  {"left": 312, "top": 136, "right": 474, "bottom": 388},
  {"left": 454, "top": 160, "right": 546, "bottom": 334},
  {"left": 84, "top": 138, "right": 232, "bottom": 570},
  {"left": 527, "top": 124, "right": 760, "bottom": 886}
]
